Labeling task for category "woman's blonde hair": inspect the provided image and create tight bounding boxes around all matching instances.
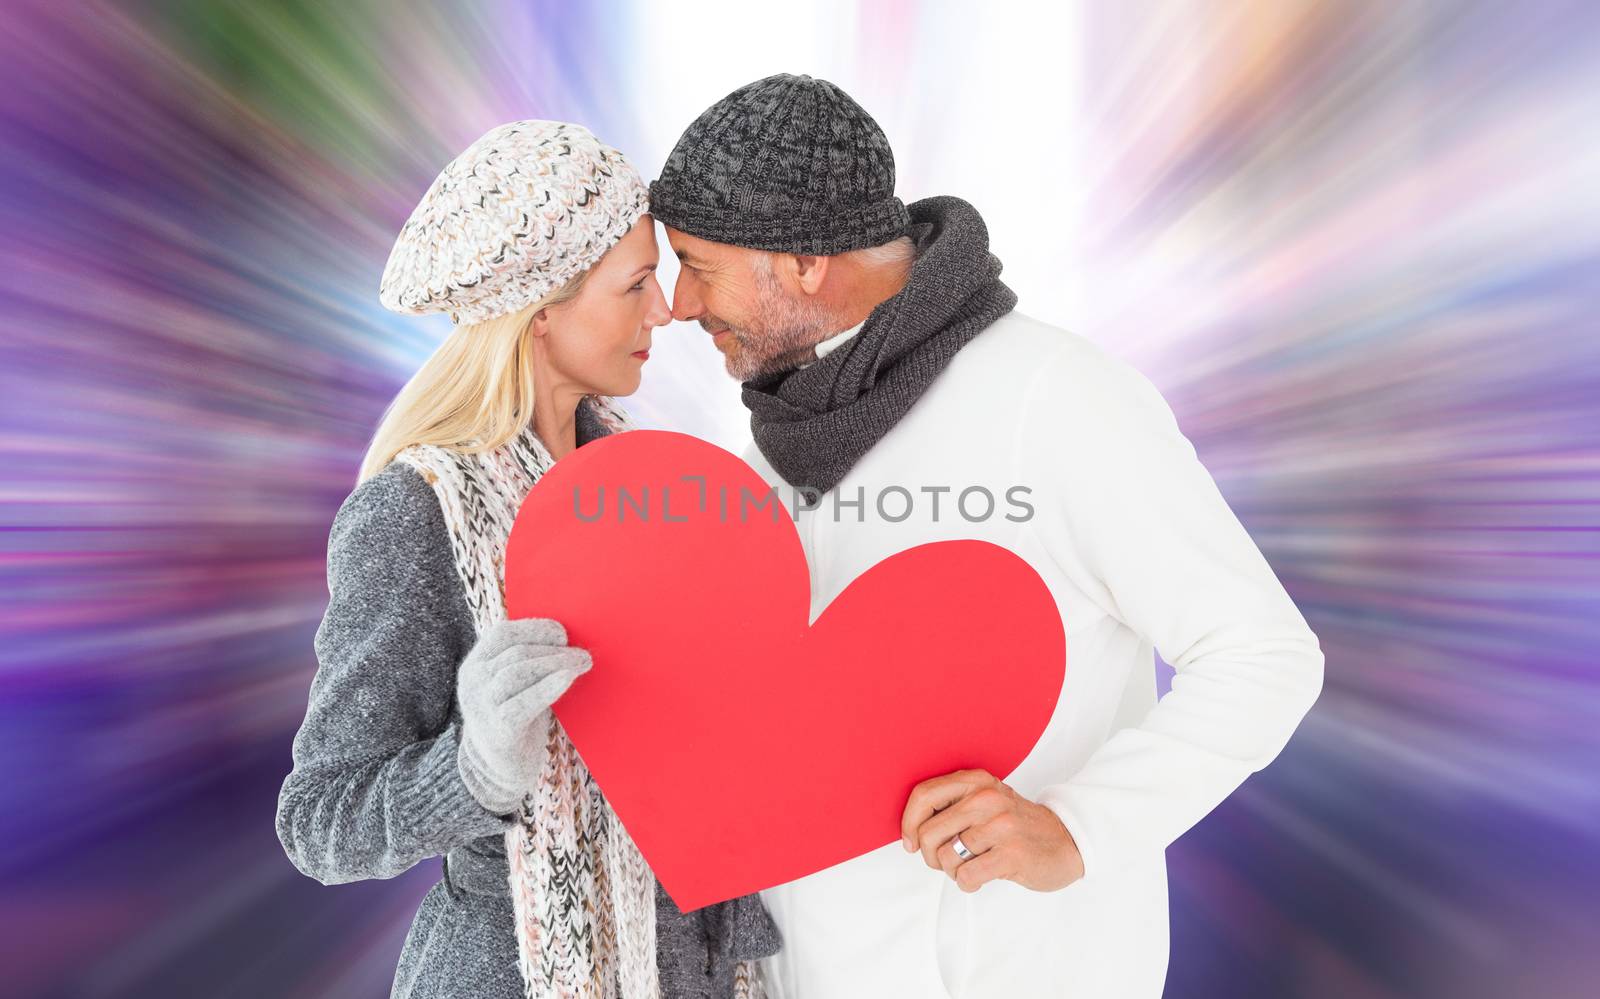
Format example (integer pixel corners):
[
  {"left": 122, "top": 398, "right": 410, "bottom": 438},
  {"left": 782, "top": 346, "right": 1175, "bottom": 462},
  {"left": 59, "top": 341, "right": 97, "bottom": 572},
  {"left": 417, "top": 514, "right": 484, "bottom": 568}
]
[{"left": 358, "top": 268, "right": 592, "bottom": 482}]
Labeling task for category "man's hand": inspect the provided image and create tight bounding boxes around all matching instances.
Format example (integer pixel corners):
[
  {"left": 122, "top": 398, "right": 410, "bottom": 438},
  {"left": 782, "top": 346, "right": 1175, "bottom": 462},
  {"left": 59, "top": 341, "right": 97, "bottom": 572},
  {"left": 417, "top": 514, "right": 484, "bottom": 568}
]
[{"left": 900, "top": 768, "right": 1085, "bottom": 894}]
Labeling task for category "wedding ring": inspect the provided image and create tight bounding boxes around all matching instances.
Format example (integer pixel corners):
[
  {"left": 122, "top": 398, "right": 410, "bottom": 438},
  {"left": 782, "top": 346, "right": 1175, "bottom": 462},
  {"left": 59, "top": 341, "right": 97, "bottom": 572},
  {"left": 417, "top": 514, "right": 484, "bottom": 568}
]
[{"left": 951, "top": 834, "right": 975, "bottom": 861}]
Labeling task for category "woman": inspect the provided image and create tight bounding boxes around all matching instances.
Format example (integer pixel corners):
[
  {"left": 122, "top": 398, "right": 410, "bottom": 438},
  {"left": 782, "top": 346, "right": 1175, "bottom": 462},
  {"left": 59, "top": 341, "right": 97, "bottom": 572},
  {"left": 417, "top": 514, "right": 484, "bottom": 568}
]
[{"left": 274, "top": 120, "right": 781, "bottom": 999}]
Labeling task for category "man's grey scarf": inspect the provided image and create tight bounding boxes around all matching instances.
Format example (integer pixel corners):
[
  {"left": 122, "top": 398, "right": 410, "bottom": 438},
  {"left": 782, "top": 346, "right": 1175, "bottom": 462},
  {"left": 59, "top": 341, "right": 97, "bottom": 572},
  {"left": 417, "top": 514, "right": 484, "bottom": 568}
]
[{"left": 741, "top": 195, "right": 1018, "bottom": 495}]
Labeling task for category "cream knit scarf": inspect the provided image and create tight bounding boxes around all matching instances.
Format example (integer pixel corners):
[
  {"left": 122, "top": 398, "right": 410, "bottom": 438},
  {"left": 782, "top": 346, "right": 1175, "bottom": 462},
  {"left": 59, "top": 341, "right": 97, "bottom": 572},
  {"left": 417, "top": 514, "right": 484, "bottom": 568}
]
[{"left": 397, "top": 396, "right": 766, "bottom": 999}]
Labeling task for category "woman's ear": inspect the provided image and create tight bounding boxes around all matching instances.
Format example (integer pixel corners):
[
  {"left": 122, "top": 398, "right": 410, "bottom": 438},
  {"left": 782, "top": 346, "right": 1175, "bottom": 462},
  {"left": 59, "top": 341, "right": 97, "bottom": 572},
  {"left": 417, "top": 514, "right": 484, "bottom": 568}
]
[{"left": 528, "top": 307, "right": 550, "bottom": 338}]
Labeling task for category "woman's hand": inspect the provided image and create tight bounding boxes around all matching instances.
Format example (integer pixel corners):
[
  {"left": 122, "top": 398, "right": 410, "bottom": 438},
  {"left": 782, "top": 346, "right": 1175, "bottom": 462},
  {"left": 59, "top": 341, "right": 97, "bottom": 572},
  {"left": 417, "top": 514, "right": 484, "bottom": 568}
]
[{"left": 455, "top": 617, "right": 592, "bottom": 815}]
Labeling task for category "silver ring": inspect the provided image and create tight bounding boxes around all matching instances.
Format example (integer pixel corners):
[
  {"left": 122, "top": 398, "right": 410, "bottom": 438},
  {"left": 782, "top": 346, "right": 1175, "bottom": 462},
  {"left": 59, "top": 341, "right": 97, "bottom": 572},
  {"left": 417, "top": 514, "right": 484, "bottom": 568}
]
[{"left": 951, "top": 835, "right": 975, "bottom": 861}]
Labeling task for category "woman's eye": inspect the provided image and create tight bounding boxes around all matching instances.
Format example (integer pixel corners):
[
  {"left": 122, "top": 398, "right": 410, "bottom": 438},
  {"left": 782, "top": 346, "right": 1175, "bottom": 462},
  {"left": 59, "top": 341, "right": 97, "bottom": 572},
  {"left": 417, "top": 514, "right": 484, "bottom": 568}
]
[{"left": 629, "top": 279, "right": 646, "bottom": 292}]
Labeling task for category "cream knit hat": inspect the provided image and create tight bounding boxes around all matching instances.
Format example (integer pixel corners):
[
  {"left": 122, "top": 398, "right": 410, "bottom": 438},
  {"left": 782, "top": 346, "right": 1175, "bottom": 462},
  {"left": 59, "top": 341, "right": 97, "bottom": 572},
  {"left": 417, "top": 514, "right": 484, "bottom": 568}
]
[{"left": 379, "top": 120, "right": 650, "bottom": 326}]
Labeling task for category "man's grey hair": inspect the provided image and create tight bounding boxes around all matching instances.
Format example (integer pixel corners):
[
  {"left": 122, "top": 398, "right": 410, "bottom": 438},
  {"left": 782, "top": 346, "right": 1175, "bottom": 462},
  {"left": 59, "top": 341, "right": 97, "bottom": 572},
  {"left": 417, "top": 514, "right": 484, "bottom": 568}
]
[{"left": 846, "top": 234, "right": 917, "bottom": 271}]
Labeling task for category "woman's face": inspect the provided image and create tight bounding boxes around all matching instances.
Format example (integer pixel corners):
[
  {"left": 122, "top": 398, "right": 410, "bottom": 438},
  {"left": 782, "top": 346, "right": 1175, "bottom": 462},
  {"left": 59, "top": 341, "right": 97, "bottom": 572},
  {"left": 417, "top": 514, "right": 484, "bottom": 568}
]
[{"left": 535, "top": 214, "right": 671, "bottom": 398}]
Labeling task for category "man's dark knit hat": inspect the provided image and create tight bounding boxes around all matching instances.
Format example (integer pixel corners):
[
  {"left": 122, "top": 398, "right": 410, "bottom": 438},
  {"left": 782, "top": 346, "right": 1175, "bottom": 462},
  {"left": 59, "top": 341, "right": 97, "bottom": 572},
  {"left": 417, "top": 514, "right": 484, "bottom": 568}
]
[{"left": 648, "top": 73, "right": 910, "bottom": 255}]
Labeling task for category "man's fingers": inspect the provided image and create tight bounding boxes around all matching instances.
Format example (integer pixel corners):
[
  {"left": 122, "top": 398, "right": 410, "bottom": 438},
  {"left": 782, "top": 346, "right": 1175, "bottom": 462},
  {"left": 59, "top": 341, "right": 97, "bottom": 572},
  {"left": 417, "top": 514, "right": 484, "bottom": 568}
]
[
  {"left": 900, "top": 769, "right": 994, "bottom": 849},
  {"left": 935, "top": 822, "right": 988, "bottom": 877},
  {"left": 951, "top": 844, "right": 1013, "bottom": 894},
  {"left": 916, "top": 788, "right": 1007, "bottom": 870}
]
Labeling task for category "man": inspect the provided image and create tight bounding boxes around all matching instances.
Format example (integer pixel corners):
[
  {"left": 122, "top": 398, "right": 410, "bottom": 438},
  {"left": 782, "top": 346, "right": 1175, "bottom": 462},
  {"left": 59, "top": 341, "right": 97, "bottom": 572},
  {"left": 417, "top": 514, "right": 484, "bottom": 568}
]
[{"left": 650, "top": 73, "right": 1324, "bottom": 998}]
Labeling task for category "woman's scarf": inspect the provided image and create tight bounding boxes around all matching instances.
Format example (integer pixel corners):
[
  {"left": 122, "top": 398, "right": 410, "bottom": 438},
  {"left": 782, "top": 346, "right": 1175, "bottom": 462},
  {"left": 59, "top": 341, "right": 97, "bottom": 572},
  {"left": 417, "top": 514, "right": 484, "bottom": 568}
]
[{"left": 397, "top": 396, "right": 779, "bottom": 997}]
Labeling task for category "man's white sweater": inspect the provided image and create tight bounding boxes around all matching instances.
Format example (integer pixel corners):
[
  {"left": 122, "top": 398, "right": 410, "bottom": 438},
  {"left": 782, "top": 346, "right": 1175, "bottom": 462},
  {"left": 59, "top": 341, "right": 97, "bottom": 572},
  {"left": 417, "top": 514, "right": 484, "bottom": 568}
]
[{"left": 740, "top": 309, "right": 1325, "bottom": 998}]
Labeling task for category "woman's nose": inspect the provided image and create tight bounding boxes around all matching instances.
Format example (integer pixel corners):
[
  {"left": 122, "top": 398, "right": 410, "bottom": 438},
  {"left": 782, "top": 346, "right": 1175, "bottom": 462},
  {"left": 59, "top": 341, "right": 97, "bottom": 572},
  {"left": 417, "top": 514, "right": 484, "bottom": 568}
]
[{"left": 645, "top": 278, "right": 671, "bottom": 327}]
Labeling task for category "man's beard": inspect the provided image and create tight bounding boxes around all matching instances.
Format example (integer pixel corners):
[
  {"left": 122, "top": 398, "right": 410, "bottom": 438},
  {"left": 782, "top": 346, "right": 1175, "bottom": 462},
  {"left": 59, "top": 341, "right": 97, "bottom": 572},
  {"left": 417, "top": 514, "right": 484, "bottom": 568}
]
[{"left": 703, "top": 256, "right": 837, "bottom": 381}]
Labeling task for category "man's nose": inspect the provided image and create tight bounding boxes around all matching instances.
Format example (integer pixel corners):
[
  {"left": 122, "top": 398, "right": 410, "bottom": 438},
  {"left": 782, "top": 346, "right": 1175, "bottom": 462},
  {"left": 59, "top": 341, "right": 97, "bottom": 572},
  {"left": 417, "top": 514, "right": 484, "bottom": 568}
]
[{"left": 671, "top": 274, "right": 703, "bottom": 323}]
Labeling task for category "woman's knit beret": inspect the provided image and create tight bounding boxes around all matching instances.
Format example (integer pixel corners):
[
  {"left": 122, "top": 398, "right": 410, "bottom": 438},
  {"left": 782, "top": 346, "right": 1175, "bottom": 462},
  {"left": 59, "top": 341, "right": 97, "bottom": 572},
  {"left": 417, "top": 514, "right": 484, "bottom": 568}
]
[{"left": 379, "top": 120, "right": 650, "bottom": 326}]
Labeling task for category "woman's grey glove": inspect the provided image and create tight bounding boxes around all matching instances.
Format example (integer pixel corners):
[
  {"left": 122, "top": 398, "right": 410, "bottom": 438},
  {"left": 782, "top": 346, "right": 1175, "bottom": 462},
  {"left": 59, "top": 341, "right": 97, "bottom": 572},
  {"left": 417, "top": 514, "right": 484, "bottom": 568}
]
[{"left": 456, "top": 617, "right": 592, "bottom": 816}]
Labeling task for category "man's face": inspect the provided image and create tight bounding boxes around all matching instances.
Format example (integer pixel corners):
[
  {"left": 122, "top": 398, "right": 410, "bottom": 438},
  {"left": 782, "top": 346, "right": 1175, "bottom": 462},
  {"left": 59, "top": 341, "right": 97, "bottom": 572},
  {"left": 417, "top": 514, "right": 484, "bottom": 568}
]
[{"left": 664, "top": 226, "right": 835, "bottom": 380}]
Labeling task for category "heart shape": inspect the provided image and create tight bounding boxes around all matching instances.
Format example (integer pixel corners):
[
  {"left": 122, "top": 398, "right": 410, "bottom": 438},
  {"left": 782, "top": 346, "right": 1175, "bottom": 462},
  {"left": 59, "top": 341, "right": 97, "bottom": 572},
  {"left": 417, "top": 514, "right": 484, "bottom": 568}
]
[{"left": 505, "top": 430, "right": 1065, "bottom": 912}]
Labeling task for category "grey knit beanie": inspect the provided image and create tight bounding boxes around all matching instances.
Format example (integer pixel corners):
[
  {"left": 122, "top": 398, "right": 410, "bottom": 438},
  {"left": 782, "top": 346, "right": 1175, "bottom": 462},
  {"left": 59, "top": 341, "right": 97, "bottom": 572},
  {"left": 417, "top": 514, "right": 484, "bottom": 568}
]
[{"left": 648, "top": 73, "right": 910, "bottom": 255}]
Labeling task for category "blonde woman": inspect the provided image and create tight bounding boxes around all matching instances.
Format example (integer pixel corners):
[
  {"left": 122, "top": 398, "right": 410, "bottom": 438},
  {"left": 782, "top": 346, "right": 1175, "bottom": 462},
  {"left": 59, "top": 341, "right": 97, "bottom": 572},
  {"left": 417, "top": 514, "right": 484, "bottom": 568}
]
[{"left": 274, "top": 121, "right": 780, "bottom": 999}]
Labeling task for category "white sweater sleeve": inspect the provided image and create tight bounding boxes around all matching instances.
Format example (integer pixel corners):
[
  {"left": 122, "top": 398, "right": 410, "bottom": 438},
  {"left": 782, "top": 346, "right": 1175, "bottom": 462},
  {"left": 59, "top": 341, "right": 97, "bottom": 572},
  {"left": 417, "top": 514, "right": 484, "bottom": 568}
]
[{"left": 1020, "top": 341, "right": 1324, "bottom": 881}]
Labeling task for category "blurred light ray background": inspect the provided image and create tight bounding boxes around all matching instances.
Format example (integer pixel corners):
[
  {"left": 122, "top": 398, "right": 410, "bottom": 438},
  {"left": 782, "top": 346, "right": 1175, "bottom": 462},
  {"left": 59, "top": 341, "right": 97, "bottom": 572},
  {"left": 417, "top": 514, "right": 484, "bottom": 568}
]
[{"left": 2, "top": 1, "right": 1597, "bottom": 996}]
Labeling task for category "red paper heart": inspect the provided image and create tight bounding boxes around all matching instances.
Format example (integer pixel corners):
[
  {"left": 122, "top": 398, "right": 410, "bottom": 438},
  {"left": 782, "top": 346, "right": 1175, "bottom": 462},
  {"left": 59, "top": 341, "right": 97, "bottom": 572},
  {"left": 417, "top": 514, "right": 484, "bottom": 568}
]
[{"left": 505, "top": 430, "right": 1065, "bottom": 912}]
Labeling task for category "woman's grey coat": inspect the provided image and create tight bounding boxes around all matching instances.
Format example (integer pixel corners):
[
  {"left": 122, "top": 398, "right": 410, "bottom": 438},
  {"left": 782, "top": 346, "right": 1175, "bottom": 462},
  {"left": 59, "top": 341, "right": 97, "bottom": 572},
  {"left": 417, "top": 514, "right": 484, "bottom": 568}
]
[{"left": 275, "top": 410, "right": 780, "bottom": 998}]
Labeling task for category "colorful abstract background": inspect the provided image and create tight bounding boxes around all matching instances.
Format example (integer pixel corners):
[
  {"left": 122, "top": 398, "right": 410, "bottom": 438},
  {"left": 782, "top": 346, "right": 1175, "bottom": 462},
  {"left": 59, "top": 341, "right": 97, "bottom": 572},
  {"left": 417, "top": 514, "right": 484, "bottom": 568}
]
[{"left": 3, "top": 1, "right": 1596, "bottom": 996}]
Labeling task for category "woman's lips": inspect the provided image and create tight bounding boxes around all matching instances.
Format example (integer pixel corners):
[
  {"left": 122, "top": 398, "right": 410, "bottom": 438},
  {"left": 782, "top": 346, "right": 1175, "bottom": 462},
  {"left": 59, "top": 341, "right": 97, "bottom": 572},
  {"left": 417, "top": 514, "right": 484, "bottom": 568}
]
[{"left": 631, "top": 349, "right": 650, "bottom": 360}]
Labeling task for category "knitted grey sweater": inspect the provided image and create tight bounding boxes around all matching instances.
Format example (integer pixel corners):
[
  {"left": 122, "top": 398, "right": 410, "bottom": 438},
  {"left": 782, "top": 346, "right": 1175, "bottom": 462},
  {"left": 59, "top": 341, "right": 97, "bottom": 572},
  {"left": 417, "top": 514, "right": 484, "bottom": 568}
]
[{"left": 275, "top": 415, "right": 779, "bottom": 997}]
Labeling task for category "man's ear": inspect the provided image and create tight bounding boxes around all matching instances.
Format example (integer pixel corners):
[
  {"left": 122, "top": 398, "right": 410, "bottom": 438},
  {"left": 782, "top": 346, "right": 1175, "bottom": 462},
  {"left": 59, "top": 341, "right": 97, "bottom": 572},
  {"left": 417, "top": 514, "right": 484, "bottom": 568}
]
[{"left": 789, "top": 253, "right": 831, "bottom": 295}]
